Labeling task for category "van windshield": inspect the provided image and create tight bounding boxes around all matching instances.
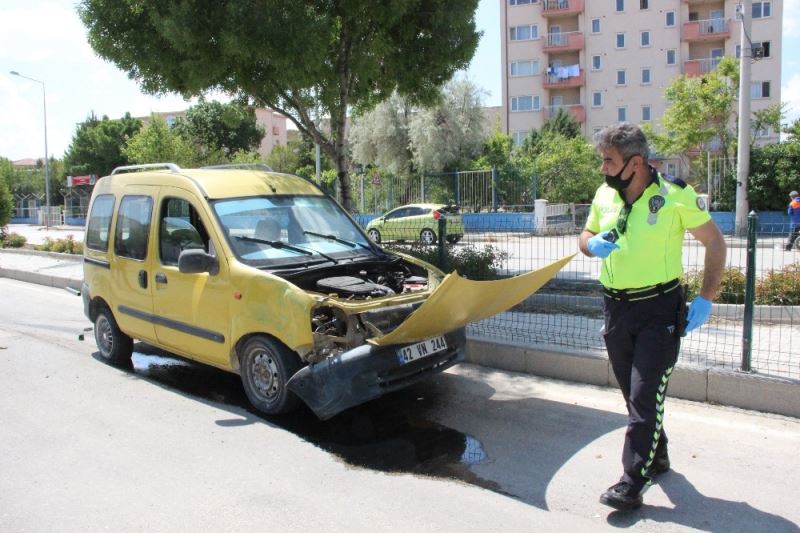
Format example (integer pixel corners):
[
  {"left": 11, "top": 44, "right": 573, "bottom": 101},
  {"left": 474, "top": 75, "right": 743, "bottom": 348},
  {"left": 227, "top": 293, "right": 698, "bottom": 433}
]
[{"left": 212, "top": 195, "right": 375, "bottom": 267}]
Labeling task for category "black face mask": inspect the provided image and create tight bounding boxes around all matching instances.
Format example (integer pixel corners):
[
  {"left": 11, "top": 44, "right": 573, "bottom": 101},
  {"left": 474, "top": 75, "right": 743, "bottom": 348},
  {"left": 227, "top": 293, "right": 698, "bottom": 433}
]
[{"left": 604, "top": 156, "right": 633, "bottom": 191}]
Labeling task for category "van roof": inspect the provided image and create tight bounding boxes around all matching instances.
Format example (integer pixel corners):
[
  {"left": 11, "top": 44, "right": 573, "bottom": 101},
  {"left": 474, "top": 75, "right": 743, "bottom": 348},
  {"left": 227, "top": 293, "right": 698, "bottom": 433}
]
[{"left": 95, "top": 165, "right": 325, "bottom": 199}]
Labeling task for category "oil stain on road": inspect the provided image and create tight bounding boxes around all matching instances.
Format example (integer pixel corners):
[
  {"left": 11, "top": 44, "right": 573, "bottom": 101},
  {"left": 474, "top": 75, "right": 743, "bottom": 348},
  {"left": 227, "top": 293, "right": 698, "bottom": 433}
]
[{"left": 123, "top": 345, "right": 502, "bottom": 494}]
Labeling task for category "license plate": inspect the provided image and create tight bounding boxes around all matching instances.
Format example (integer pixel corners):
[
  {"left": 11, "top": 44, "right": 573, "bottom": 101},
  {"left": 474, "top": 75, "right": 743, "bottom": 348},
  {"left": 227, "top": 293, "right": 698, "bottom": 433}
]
[{"left": 397, "top": 336, "right": 448, "bottom": 365}]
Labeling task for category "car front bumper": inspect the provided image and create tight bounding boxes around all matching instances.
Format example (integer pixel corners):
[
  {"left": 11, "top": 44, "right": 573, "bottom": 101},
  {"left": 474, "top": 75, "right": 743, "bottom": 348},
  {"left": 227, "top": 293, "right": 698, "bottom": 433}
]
[{"left": 286, "top": 328, "right": 465, "bottom": 420}]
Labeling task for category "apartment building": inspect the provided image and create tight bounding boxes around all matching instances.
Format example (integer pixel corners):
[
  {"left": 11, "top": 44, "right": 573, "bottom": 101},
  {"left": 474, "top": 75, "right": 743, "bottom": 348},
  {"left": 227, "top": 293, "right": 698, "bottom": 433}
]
[{"left": 500, "top": 0, "right": 782, "bottom": 174}]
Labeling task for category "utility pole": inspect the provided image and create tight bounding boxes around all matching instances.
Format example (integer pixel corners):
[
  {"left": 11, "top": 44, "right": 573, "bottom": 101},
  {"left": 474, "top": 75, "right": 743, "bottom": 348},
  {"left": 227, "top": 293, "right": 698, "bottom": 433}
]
[{"left": 734, "top": 0, "right": 752, "bottom": 236}]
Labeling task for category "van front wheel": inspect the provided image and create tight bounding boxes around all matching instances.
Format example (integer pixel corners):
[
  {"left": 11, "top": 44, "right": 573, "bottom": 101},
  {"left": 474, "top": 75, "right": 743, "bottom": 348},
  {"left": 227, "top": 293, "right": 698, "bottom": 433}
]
[
  {"left": 239, "top": 336, "right": 301, "bottom": 415},
  {"left": 94, "top": 307, "right": 133, "bottom": 366}
]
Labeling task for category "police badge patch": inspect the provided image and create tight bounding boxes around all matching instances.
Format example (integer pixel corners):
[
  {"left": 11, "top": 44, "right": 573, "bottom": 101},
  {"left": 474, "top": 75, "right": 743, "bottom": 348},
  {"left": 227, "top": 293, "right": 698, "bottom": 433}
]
[
  {"left": 696, "top": 196, "right": 707, "bottom": 211},
  {"left": 647, "top": 195, "right": 665, "bottom": 224}
]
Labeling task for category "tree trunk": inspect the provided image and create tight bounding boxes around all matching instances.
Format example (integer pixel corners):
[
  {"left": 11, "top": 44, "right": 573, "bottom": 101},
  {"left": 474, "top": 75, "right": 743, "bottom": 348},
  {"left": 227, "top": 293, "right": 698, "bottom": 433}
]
[{"left": 335, "top": 155, "right": 352, "bottom": 212}]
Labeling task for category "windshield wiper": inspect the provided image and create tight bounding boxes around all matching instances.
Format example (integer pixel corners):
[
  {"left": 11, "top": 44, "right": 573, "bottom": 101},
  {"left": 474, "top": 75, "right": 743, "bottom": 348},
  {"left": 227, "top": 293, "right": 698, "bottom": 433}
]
[
  {"left": 236, "top": 236, "right": 338, "bottom": 264},
  {"left": 303, "top": 230, "right": 374, "bottom": 252}
]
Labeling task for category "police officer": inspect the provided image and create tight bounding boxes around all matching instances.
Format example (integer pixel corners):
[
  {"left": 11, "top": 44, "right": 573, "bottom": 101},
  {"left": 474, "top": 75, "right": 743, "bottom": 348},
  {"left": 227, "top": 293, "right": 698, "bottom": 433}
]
[{"left": 579, "top": 123, "right": 726, "bottom": 512}]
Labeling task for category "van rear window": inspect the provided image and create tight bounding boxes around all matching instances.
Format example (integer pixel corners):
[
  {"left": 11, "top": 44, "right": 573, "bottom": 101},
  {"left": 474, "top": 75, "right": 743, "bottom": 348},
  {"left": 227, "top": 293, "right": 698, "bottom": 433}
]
[{"left": 85, "top": 195, "right": 115, "bottom": 251}]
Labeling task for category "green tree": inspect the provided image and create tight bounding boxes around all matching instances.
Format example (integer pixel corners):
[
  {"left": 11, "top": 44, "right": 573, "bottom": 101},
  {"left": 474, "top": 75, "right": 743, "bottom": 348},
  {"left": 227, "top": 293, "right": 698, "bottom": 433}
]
[
  {"left": 174, "top": 99, "right": 264, "bottom": 158},
  {"left": 783, "top": 117, "right": 800, "bottom": 143},
  {"left": 524, "top": 134, "right": 601, "bottom": 204},
  {"left": 0, "top": 159, "right": 15, "bottom": 226},
  {"left": 751, "top": 103, "right": 785, "bottom": 146},
  {"left": 741, "top": 141, "right": 800, "bottom": 211},
  {"left": 78, "top": 0, "right": 481, "bottom": 211},
  {"left": 408, "top": 77, "right": 487, "bottom": 172},
  {"left": 349, "top": 92, "right": 414, "bottom": 177},
  {"left": 63, "top": 112, "right": 142, "bottom": 177},
  {"left": 123, "top": 115, "right": 198, "bottom": 166},
  {"left": 519, "top": 107, "right": 582, "bottom": 158},
  {"left": 646, "top": 57, "right": 739, "bottom": 165}
]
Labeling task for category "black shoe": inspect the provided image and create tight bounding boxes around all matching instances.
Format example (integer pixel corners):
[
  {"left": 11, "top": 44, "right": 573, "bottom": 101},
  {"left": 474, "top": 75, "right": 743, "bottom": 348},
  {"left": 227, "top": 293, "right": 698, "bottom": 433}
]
[
  {"left": 599, "top": 481, "right": 643, "bottom": 511},
  {"left": 646, "top": 453, "right": 671, "bottom": 477}
]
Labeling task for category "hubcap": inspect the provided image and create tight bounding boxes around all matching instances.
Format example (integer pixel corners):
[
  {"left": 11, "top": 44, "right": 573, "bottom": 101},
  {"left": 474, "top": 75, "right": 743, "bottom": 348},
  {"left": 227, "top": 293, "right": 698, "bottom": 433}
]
[
  {"left": 251, "top": 351, "right": 280, "bottom": 400},
  {"left": 368, "top": 230, "right": 379, "bottom": 241},
  {"left": 95, "top": 315, "right": 113, "bottom": 358},
  {"left": 421, "top": 230, "right": 435, "bottom": 245}
]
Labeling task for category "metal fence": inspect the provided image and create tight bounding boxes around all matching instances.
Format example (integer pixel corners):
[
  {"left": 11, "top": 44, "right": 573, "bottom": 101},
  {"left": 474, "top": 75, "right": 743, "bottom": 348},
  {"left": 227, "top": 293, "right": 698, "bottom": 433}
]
[
  {"left": 358, "top": 212, "right": 800, "bottom": 382},
  {"left": 342, "top": 168, "right": 536, "bottom": 214}
]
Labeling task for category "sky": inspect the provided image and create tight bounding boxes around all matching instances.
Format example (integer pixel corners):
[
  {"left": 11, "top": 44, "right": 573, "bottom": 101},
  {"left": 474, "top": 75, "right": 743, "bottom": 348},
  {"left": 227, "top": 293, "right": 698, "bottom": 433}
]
[{"left": 0, "top": 0, "right": 798, "bottom": 161}]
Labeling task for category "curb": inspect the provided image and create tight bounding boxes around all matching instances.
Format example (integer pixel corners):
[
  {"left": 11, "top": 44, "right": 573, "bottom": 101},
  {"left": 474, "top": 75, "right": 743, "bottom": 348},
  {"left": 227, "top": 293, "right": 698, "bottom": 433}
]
[
  {"left": 466, "top": 337, "right": 800, "bottom": 419},
  {"left": 0, "top": 267, "right": 82, "bottom": 292},
  {"left": 0, "top": 247, "right": 83, "bottom": 262}
]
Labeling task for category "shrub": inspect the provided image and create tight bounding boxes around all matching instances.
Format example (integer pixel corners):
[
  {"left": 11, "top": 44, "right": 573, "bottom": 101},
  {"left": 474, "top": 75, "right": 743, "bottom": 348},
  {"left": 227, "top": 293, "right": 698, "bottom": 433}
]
[
  {"left": 36, "top": 235, "right": 83, "bottom": 255},
  {"left": 683, "top": 268, "right": 745, "bottom": 304},
  {"left": 755, "top": 264, "right": 800, "bottom": 305},
  {"left": 387, "top": 243, "right": 509, "bottom": 280},
  {"left": 1, "top": 232, "right": 26, "bottom": 248}
]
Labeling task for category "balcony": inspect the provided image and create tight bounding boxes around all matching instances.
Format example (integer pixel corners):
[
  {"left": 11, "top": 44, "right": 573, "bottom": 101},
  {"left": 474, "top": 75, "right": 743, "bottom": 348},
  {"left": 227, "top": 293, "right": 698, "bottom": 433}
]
[
  {"left": 543, "top": 69, "right": 584, "bottom": 89},
  {"left": 684, "top": 57, "right": 723, "bottom": 77},
  {"left": 541, "top": 0, "right": 584, "bottom": 17},
  {"left": 544, "top": 104, "right": 585, "bottom": 123},
  {"left": 542, "top": 31, "right": 584, "bottom": 52},
  {"left": 682, "top": 18, "right": 730, "bottom": 41}
]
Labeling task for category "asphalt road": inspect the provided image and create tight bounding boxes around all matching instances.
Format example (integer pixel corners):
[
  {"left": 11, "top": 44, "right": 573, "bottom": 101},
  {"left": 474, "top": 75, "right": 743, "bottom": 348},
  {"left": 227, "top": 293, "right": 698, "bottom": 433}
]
[{"left": 1, "top": 278, "right": 799, "bottom": 532}]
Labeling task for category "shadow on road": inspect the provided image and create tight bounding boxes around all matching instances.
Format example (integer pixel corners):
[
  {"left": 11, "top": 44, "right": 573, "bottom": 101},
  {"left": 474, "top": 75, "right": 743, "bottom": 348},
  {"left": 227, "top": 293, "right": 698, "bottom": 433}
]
[{"left": 607, "top": 470, "right": 798, "bottom": 532}]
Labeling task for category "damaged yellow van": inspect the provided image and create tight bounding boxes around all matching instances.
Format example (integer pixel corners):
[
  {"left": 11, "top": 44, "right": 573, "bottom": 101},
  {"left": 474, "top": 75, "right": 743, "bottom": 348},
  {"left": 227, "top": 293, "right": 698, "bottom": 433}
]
[{"left": 82, "top": 163, "right": 465, "bottom": 419}]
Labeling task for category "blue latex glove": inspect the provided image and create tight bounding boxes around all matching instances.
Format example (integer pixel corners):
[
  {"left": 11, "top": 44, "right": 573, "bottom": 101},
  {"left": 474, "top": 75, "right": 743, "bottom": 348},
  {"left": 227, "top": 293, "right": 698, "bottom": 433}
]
[
  {"left": 685, "top": 295, "right": 712, "bottom": 334},
  {"left": 587, "top": 231, "right": 620, "bottom": 258}
]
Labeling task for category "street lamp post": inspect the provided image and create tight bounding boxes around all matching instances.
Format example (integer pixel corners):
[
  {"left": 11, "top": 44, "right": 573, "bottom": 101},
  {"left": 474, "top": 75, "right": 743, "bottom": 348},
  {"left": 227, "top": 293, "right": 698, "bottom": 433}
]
[{"left": 10, "top": 71, "right": 51, "bottom": 229}]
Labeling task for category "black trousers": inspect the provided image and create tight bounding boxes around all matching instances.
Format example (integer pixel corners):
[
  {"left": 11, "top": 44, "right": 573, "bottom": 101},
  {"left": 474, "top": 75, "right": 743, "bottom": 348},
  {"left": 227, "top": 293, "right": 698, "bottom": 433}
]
[
  {"left": 785, "top": 225, "right": 800, "bottom": 250},
  {"left": 602, "top": 287, "right": 685, "bottom": 490}
]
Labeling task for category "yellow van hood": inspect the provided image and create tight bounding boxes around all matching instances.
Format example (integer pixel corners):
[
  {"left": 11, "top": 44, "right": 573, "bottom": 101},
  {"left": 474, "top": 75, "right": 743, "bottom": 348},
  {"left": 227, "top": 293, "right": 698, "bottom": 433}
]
[{"left": 371, "top": 254, "right": 575, "bottom": 346}]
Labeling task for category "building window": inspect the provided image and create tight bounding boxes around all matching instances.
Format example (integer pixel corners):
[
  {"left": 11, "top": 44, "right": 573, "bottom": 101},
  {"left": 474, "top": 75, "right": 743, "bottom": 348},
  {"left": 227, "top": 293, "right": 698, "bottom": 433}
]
[
  {"left": 509, "top": 0, "right": 535, "bottom": 5},
  {"left": 642, "top": 105, "right": 651, "bottom": 121},
  {"left": 616, "top": 33, "right": 626, "bottom": 48},
  {"left": 616, "top": 0, "right": 624, "bottom": 12},
  {"left": 752, "top": 2, "right": 771, "bottom": 18},
  {"left": 617, "top": 70, "right": 626, "bottom": 85},
  {"left": 737, "top": 41, "right": 771, "bottom": 59},
  {"left": 666, "top": 49, "right": 676, "bottom": 65},
  {"left": 618, "top": 107, "right": 627, "bottom": 122},
  {"left": 592, "top": 91, "right": 603, "bottom": 107},
  {"left": 641, "top": 31, "right": 650, "bottom": 47},
  {"left": 751, "top": 81, "right": 771, "bottom": 98},
  {"left": 592, "top": 55, "right": 602, "bottom": 70},
  {"left": 665, "top": 11, "right": 676, "bottom": 27},
  {"left": 512, "top": 131, "right": 528, "bottom": 145},
  {"left": 667, "top": 163, "right": 677, "bottom": 176},
  {"left": 591, "top": 18, "right": 601, "bottom": 33},
  {"left": 640, "top": 0, "right": 649, "bottom": 9},
  {"left": 641, "top": 68, "right": 651, "bottom": 84},
  {"left": 510, "top": 25, "right": 539, "bottom": 41},
  {"left": 511, "top": 95, "right": 540, "bottom": 111},
  {"left": 755, "top": 127, "right": 770, "bottom": 138},
  {"left": 510, "top": 60, "right": 539, "bottom": 76}
]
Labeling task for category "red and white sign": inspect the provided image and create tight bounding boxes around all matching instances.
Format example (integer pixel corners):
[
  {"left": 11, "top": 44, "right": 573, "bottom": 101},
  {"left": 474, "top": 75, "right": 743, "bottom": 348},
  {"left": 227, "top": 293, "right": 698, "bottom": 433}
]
[{"left": 67, "top": 174, "right": 96, "bottom": 187}]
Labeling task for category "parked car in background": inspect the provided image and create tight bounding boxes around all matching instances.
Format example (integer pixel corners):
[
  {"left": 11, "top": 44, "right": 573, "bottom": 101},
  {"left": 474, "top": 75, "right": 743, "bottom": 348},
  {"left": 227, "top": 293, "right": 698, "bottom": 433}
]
[{"left": 365, "top": 203, "right": 464, "bottom": 245}]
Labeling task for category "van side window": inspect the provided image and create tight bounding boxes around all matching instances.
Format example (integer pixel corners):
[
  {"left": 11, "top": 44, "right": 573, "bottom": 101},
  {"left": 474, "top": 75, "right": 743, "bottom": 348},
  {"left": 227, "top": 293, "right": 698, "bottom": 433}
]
[
  {"left": 85, "top": 194, "right": 115, "bottom": 251},
  {"left": 158, "top": 197, "right": 210, "bottom": 266},
  {"left": 114, "top": 195, "right": 153, "bottom": 260}
]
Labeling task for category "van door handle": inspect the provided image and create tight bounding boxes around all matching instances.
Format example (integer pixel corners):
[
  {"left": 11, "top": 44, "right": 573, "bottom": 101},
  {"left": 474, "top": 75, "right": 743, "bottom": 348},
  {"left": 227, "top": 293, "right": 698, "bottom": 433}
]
[
  {"left": 138, "top": 270, "right": 148, "bottom": 289},
  {"left": 154, "top": 272, "right": 168, "bottom": 284}
]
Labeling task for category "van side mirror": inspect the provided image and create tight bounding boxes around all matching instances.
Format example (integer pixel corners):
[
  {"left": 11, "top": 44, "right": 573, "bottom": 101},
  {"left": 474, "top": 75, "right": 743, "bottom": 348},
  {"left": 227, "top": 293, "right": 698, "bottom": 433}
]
[{"left": 178, "top": 249, "right": 219, "bottom": 275}]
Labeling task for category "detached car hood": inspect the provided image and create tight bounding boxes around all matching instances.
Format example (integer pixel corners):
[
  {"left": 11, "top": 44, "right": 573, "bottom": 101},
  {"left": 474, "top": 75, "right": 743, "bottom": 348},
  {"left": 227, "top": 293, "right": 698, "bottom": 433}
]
[{"left": 370, "top": 254, "right": 575, "bottom": 346}]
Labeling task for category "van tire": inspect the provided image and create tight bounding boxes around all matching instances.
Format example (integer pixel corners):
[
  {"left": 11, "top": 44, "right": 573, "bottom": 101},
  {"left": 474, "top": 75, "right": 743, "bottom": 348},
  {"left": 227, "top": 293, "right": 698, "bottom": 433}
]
[
  {"left": 239, "top": 336, "right": 301, "bottom": 415},
  {"left": 94, "top": 307, "right": 133, "bottom": 366}
]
